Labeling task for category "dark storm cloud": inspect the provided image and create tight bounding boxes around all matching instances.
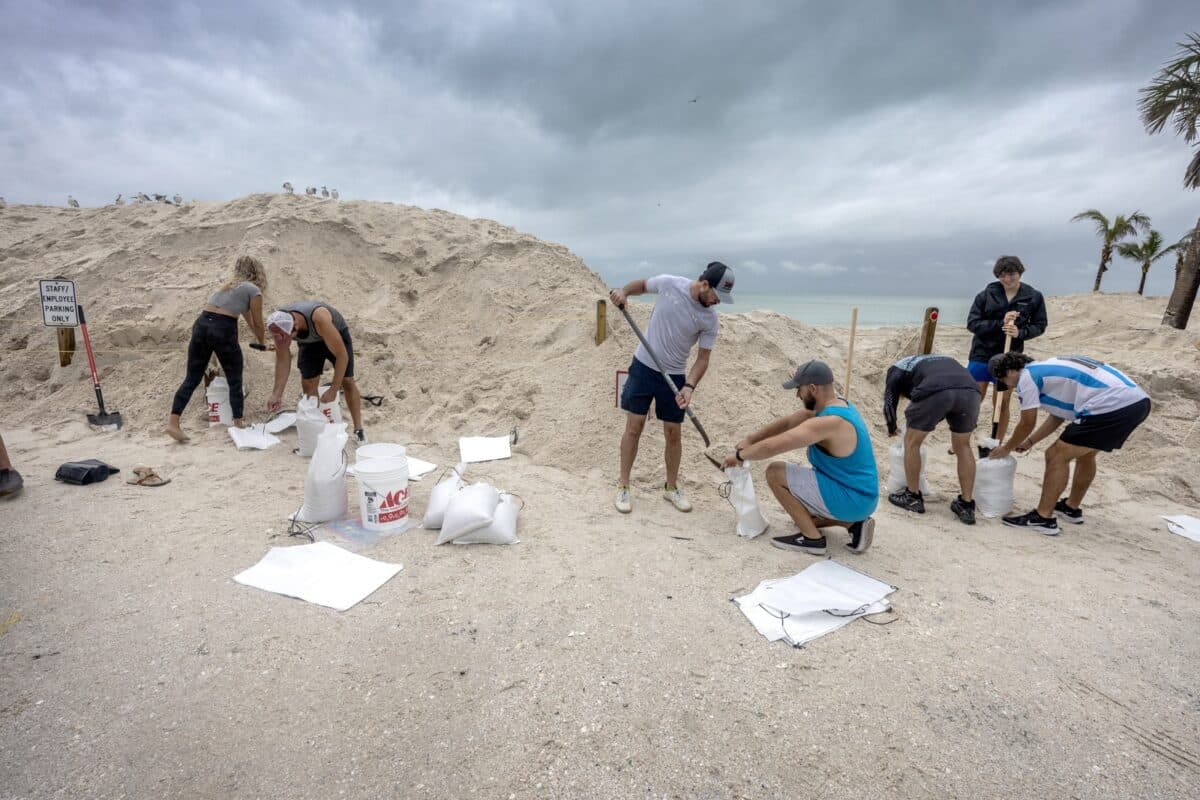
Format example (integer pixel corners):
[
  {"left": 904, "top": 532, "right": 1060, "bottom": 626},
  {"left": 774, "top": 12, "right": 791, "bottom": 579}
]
[{"left": 0, "top": 0, "right": 1196, "bottom": 297}]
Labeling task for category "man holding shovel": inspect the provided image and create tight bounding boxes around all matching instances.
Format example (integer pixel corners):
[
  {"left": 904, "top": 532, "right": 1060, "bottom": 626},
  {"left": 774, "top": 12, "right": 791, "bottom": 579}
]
[
  {"left": 723, "top": 361, "right": 879, "bottom": 555},
  {"left": 608, "top": 262, "right": 734, "bottom": 514},
  {"left": 966, "top": 256, "right": 1048, "bottom": 444}
]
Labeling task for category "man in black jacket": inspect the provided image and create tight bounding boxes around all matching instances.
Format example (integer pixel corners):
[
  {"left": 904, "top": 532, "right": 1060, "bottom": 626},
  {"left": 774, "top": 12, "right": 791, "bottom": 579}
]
[{"left": 966, "top": 256, "right": 1048, "bottom": 443}]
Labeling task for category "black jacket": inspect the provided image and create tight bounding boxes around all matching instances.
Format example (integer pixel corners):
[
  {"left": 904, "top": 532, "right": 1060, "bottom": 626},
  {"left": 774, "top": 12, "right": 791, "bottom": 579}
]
[
  {"left": 882, "top": 354, "right": 978, "bottom": 435},
  {"left": 966, "top": 281, "right": 1048, "bottom": 364}
]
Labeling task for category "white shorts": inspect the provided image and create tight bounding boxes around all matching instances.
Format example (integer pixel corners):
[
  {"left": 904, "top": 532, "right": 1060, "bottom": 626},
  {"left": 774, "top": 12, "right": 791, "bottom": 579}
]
[{"left": 785, "top": 464, "right": 833, "bottom": 519}]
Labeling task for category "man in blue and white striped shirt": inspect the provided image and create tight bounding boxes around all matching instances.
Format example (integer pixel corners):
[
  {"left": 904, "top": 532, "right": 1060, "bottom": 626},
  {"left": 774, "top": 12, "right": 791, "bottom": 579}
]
[{"left": 987, "top": 353, "right": 1150, "bottom": 533}]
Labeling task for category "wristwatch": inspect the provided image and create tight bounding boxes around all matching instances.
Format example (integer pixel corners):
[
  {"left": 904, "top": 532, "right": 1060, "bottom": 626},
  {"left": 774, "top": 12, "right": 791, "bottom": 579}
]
[
  {"left": 683, "top": 382, "right": 695, "bottom": 390},
  {"left": 735, "top": 447, "right": 744, "bottom": 463}
]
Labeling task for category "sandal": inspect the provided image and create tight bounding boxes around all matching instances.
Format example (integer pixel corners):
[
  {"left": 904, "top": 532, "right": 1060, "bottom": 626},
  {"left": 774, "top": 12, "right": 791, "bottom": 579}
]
[{"left": 126, "top": 466, "right": 171, "bottom": 487}]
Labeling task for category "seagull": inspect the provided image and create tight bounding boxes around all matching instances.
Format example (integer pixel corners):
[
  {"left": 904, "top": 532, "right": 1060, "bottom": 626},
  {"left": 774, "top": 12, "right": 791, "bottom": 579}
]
[
  {"left": 67, "top": 195, "right": 80, "bottom": 208},
  {"left": 153, "top": 193, "right": 167, "bottom": 202},
  {"left": 282, "top": 182, "right": 294, "bottom": 194},
  {"left": 321, "top": 186, "right": 329, "bottom": 198},
  {"left": 306, "top": 186, "right": 317, "bottom": 196},
  {"left": 331, "top": 188, "right": 339, "bottom": 200},
  {"left": 136, "top": 192, "right": 149, "bottom": 204},
  {"left": 173, "top": 193, "right": 182, "bottom": 205},
  {"left": 114, "top": 193, "right": 124, "bottom": 206}
]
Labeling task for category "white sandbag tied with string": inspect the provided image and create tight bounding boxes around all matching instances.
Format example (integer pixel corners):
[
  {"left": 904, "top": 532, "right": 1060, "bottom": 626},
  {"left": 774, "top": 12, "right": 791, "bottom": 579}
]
[
  {"left": 720, "top": 463, "right": 769, "bottom": 538},
  {"left": 296, "top": 395, "right": 328, "bottom": 458},
  {"left": 454, "top": 493, "right": 522, "bottom": 545},
  {"left": 975, "top": 438, "right": 1016, "bottom": 518},
  {"left": 295, "top": 423, "right": 349, "bottom": 523},
  {"left": 435, "top": 482, "right": 500, "bottom": 545},
  {"left": 422, "top": 463, "right": 466, "bottom": 529},
  {"left": 885, "top": 441, "right": 932, "bottom": 495}
]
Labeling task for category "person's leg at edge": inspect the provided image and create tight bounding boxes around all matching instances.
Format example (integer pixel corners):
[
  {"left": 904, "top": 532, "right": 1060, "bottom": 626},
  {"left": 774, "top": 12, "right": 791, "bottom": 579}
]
[
  {"left": 1066, "top": 449, "right": 1099, "bottom": 510},
  {"left": 342, "top": 376, "right": 364, "bottom": 431},
  {"left": 1037, "top": 439, "right": 1093, "bottom": 517},
  {"left": 619, "top": 412, "right": 646, "bottom": 486},
  {"left": 995, "top": 389, "right": 1014, "bottom": 442},
  {"left": 766, "top": 462, "right": 824, "bottom": 540},
  {"left": 663, "top": 421, "right": 682, "bottom": 488},
  {"left": 212, "top": 327, "right": 246, "bottom": 427},
  {"left": 903, "top": 427, "right": 929, "bottom": 494},
  {"left": 951, "top": 431, "right": 975, "bottom": 502},
  {"left": 165, "top": 322, "right": 213, "bottom": 442}
]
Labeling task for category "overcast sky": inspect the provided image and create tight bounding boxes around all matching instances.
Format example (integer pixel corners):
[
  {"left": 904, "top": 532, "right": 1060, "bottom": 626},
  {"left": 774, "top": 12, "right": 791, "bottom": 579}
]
[{"left": 2, "top": 0, "right": 1196, "bottom": 297}]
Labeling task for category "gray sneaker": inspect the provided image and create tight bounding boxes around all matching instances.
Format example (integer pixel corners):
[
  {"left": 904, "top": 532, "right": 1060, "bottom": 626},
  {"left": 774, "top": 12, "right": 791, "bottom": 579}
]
[{"left": 614, "top": 485, "right": 632, "bottom": 514}]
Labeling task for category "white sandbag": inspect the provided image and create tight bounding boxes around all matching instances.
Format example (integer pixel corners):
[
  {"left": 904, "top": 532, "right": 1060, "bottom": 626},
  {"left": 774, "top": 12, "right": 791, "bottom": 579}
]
[
  {"left": 422, "top": 463, "right": 466, "bottom": 529},
  {"left": 454, "top": 494, "right": 520, "bottom": 545},
  {"left": 317, "top": 384, "right": 344, "bottom": 425},
  {"left": 975, "top": 438, "right": 1016, "bottom": 518},
  {"left": 886, "top": 442, "right": 932, "bottom": 495},
  {"left": 436, "top": 482, "right": 500, "bottom": 545},
  {"left": 725, "top": 464, "right": 769, "bottom": 538},
  {"left": 295, "top": 395, "right": 328, "bottom": 458},
  {"left": 295, "top": 423, "right": 348, "bottom": 523}
]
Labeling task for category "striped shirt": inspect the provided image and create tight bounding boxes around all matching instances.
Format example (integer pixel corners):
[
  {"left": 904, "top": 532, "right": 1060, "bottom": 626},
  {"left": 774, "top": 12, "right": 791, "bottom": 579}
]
[{"left": 1015, "top": 356, "right": 1147, "bottom": 421}]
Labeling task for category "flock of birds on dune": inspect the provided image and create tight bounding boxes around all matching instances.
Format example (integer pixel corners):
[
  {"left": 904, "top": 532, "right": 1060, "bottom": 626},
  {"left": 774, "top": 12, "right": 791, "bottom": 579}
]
[{"left": 0, "top": 184, "right": 345, "bottom": 210}]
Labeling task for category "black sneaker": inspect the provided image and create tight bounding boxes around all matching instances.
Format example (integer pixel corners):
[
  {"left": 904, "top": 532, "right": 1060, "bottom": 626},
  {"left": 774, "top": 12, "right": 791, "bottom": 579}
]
[
  {"left": 847, "top": 517, "right": 875, "bottom": 554},
  {"left": 1002, "top": 509, "right": 1059, "bottom": 535},
  {"left": 771, "top": 533, "right": 827, "bottom": 555},
  {"left": 888, "top": 487, "right": 925, "bottom": 514},
  {"left": 950, "top": 495, "right": 976, "bottom": 525},
  {"left": 1054, "top": 498, "right": 1084, "bottom": 525},
  {"left": 0, "top": 468, "right": 22, "bottom": 498}
]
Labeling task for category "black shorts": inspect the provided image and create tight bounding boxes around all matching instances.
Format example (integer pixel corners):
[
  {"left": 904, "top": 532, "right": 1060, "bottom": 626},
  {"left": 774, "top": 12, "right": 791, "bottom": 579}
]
[
  {"left": 297, "top": 327, "right": 355, "bottom": 380},
  {"left": 1059, "top": 397, "right": 1150, "bottom": 452},
  {"left": 620, "top": 358, "right": 686, "bottom": 424},
  {"left": 905, "top": 389, "right": 981, "bottom": 434}
]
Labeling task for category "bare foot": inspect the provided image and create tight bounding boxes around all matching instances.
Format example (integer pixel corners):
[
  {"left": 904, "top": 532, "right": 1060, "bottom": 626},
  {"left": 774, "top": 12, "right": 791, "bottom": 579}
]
[
  {"left": 164, "top": 424, "right": 190, "bottom": 443},
  {"left": 233, "top": 419, "right": 249, "bottom": 429}
]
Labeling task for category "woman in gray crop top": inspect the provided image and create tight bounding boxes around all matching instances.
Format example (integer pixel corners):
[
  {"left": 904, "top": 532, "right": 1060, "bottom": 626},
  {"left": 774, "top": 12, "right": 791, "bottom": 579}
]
[{"left": 165, "top": 255, "right": 269, "bottom": 442}]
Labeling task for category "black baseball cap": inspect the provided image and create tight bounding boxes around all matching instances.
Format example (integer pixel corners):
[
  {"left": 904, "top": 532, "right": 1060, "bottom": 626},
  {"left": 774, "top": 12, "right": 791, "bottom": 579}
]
[
  {"left": 783, "top": 360, "right": 835, "bottom": 389},
  {"left": 699, "top": 261, "right": 735, "bottom": 303}
]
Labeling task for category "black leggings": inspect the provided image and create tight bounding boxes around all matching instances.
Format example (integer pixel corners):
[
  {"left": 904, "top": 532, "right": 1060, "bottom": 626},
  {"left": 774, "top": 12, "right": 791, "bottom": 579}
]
[{"left": 170, "top": 312, "right": 245, "bottom": 418}]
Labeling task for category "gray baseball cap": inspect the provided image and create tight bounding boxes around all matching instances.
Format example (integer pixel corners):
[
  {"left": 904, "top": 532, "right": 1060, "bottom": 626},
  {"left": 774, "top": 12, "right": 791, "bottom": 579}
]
[{"left": 782, "top": 359, "right": 835, "bottom": 389}]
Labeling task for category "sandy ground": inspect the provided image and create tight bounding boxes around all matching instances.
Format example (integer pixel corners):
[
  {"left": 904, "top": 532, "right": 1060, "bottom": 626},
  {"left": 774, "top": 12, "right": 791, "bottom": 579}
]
[{"left": 2, "top": 197, "right": 1199, "bottom": 799}]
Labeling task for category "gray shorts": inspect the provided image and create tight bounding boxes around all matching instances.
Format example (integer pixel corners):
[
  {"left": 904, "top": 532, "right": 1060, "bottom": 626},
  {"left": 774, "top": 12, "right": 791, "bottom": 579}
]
[
  {"left": 785, "top": 464, "right": 833, "bottom": 519},
  {"left": 905, "top": 389, "right": 980, "bottom": 434}
]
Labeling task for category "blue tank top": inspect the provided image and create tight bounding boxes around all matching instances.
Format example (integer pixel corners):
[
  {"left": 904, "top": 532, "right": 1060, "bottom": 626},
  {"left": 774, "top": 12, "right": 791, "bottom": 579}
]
[{"left": 807, "top": 403, "right": 879, "bottom": 522}]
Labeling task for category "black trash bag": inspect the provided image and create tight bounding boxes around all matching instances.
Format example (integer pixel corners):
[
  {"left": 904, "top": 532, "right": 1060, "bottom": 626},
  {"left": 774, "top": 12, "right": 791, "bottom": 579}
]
[{"left": 55, "top": 459, "right": 120, "bottom": 485}]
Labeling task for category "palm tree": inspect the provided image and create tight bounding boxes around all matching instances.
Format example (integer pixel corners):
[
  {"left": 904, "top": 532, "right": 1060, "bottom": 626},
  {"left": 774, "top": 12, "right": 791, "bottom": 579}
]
[
  {"left": 1115, "top": 230, "right": 1174, "bottom": 296},
  {"left": 1141, "top": 33, "right": 1200, "bottom": 329},
  {"left": 1163, "top": 228, "right": 1199, "bottom": 326},
  {"left": 1071, "top": 209, "right": 1151, "bottom": 292}
]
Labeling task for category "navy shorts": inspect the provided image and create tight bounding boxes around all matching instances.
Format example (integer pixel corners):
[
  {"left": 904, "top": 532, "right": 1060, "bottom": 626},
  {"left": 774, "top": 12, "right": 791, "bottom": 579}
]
[
  {"left": 1060, "top": 398, "right": 1150, "bottom": 452},
  {"left": 297, "top": 327, "right": 355, "bottom": 380},
  {"left": 967, "top": 360, "right": 994, "bottom": 384},
  {"left": 620, "top": 358, "right": 686, "bottom": 424}
]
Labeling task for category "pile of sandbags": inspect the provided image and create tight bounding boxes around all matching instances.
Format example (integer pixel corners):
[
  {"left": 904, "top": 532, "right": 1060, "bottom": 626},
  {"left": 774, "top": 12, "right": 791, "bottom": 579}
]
[{"left": 421, "top": 463, "right": 520, "bottom": 545}]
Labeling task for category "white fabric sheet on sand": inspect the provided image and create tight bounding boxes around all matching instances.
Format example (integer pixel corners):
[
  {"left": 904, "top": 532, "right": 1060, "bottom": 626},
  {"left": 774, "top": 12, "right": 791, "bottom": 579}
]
[
  {"left": 459, "top": 435, "right": 511, "bottom": 463},
  {"left": 265, "top": 412, "right": 297, "bottom": 434},
  {"left": 233, "top": 541, "right": 402, "bottom": 611},
  {"left": 407, "top": 455, "right": 437, "bottom": 481},
  {"left": 228, "top": 426, "right": 282, "bottom": 450},
  {"left": 1162, "top": 515, "right": 1200, "bottom": 543},
  {"left": 734, "top": 560, "right": 896, "bottom": 647}
]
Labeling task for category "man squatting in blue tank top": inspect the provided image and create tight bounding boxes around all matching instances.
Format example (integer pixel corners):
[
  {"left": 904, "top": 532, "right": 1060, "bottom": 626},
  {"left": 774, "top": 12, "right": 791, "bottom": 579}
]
[{"left": 722, "top": 360, "right": 879, "bottom": 556}]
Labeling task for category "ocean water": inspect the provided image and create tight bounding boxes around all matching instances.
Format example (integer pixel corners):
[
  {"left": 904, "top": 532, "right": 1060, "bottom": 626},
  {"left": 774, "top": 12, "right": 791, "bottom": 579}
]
[{"left": 724, "top": 293, "right": 973, "bottom": 328}]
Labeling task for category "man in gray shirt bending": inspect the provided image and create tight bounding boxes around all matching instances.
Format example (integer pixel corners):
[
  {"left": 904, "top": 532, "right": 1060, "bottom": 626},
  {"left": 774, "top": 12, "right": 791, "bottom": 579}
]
[
  {"left": 608, "top": 262, "right": 734, "bottom": 514},
  {"left": 266, "top": 301, "right": 366, "bottom": 444}
]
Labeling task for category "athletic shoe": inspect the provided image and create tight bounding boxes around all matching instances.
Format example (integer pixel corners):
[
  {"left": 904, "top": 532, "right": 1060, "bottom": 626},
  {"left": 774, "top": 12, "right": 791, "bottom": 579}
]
[
  {"left": 1002, "top": 509, "right": 1059, "bottom": 535},
  {"left": 663, "top": 484, "right": 692, "bottom": 512},
  {"left": 888, "top": 487, "right": 925, "bottom": 514},
  {"left": 847, "top": 517, "right": 875, "bottom": 554},
  {"left": 0, "top": 468, "right": 22, "bottom": 498},
  {"left": 950, "top": 495, "right": 976, "bottom": 526},
  {"left": 1054, "top": 498, "right": 1084, "bottom": 525},
  {"left": 772, "top": 533, "right": 827, "bottom": 555},
  {"left": 615, "top": 485, "right": 632, "bottom": 514},
  {"left": 354, "top": 429, "right": 368, "bottom": 445}
]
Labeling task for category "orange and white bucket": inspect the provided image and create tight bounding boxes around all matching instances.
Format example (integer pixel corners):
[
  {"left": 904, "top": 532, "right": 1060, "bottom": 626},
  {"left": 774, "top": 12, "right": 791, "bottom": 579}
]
[{"left": 351, "top": 456, "right": 410, "bottom": 532}]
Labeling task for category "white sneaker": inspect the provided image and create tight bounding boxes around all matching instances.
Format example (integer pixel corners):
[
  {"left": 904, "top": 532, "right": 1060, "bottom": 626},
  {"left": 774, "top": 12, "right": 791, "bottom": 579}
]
[
  {"left": 663, "top": 484, "right": 692, "bottom": 512},
  {"left": 615, "top": 485, "right": 632, "bottom": 514}
]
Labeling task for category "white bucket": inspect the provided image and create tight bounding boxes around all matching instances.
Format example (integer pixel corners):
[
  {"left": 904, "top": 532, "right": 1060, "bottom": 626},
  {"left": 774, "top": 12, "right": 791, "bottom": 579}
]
[
  {"left": 206, "top": 377, "right": 233, "bottom": 427},
  {"left": 356, "top": 443, "right": 406, "bottom": 464},
  {"left": 318, "top": 385, "right": 343, "bottom": 425},
  {"left": 353, "top": 456, "right": 410, "bottom": 532}
]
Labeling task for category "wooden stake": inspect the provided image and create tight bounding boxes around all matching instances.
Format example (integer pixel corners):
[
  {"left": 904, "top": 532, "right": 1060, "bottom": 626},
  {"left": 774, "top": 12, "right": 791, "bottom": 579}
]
[
  {"left": 595, "top": 299, "right": 607, "bottom": 345},
  {"left": 918, "top": 306, "right": 939, "bottom": 355},
  {"left": 844, "top": 307, "right": 859, "bottom": 400}
]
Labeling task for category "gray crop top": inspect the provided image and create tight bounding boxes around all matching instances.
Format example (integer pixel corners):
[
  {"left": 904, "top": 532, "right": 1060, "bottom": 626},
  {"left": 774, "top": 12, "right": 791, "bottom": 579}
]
[{"left": 208, "top": 281, "right": 262, "bottom": 315}]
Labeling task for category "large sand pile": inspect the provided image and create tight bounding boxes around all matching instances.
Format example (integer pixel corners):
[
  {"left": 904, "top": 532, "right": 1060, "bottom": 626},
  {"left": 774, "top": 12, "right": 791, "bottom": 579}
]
[{"left": 2, "top": 196, "right": 1199, "bottom": 799}]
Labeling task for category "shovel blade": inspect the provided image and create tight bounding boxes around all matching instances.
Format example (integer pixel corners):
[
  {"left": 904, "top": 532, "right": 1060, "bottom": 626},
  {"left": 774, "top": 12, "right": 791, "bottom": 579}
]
[
  {"left": 88, "top": 412, "right": 123, "bottom": 431},
  {"left": 977, "top": 445, "right": 992, "bottom": 459}
]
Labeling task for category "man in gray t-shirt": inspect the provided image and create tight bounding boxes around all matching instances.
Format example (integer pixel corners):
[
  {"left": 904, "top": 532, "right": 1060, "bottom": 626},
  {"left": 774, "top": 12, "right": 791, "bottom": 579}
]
[{"left": 608, "top": 261, "right": 734, "bottom": 514}]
